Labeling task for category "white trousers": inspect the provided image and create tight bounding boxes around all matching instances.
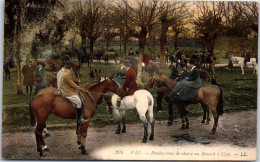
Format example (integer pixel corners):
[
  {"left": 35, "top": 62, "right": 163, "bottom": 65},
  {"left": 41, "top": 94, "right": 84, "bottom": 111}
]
[{"left": 66, "top": 95, "right": 82, "bottom": 109}]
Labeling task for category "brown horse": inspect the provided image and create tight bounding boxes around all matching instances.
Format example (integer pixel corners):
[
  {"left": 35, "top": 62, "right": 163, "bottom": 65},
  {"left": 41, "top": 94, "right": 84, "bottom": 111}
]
[
  {"left": 145, "top": 69, "right": 210, "bottom": 123},
  {"left": 103, "top": 51, "right": 118, "bottom": 64},
  {"left": 153, "top": 74, "right": 223, "bottom": 134},
  {"left": 46, "top": 75, "right": 57, "bottom": 88},
  {"left": 45, "top": 54, "right": 81, "bottom": 79},
  {"left": 29, "top": 79, "right": 119, "bottom": 156}
]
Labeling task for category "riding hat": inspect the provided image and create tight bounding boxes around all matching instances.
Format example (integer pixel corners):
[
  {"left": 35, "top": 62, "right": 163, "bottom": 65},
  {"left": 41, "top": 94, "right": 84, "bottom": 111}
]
[
  {"left": 189, "top": 59, "right": 196, "bottom": 65},
  {"left": 124, "top": 60, "right": 131, "bottom": 67}
]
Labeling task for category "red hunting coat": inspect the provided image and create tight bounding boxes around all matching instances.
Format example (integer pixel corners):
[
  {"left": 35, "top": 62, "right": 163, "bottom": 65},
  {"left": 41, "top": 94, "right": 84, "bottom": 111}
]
[{"left": 122, "top": 68, "right": 137, "bottom": 96}]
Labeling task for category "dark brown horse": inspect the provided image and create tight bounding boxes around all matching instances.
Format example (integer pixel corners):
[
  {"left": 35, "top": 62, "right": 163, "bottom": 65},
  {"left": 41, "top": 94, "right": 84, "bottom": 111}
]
[
  {"left": 153, "top": 74, "right": 223, "bottom": 133},
  {"left": 30, "top": 79, "right": 119, "bottom": 156}
]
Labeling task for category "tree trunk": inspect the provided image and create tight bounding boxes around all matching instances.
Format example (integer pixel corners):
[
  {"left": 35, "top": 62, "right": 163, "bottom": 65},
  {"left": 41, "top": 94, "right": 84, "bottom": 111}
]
[
  {"left": 208, "top": 47, "right": 217, "bottom": 85},
  {"left": 89, "top": 39, "right": 95, "bottom": 69},
  {"left": 123, "top": 40, "right": 127, "bottom": 57},
  {"left": 160, "top": 24, "right": 169, "bottom": 67},
  {"left": 15, "top": 36, "right": 23, "bottom": 94},
  {"left": 137, "top": 27, "right": 147, "bottom": 81},
  {"left": 173, "top": 32, "right": 179, "bottom": 52},
  {"left": 71, "top": 32, "right": 77, "bottom": 50},
  {"left": 147, "top": 25, "right": 154, "bottom": 55}
]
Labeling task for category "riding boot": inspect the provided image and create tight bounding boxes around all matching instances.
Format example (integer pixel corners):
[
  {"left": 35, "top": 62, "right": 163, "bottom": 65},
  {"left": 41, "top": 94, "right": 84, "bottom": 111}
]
[
  {"left": 76, "top": 108, "right": 88, "bottom": 124},
  {"left": 116, "top": 97, "right": 121, "bottom": 109}
]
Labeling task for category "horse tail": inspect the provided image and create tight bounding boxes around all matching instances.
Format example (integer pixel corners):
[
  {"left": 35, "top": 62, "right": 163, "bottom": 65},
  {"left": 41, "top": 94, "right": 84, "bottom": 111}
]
[
  {"left": 217, "top": 87, "right": 223, "bottom": 116},
  {"left": 29, "top": 100, "right": 36, "bottom": 126}
]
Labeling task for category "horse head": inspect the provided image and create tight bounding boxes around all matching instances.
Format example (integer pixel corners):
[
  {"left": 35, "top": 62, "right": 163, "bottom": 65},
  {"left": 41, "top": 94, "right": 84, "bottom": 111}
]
[{"left": 145, "top": 76, "right": 157, "bottom": 89}]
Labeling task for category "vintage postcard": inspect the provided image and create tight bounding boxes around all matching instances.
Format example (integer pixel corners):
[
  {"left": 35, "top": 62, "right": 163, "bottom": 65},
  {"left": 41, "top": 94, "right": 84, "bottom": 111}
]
[{"left": 2, "top": 0, "right": 258, "bottom": 160}]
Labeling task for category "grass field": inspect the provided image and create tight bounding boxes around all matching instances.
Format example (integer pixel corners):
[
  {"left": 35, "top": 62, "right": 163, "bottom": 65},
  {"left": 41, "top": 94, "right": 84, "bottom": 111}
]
[{"left": 2, "top": 63, "right": 257, "bottom": 132}]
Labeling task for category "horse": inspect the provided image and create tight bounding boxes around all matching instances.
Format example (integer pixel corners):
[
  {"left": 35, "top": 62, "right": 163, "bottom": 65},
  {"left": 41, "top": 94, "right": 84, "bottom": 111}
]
[
  {"left": 29, "top": 79, "right": 119, "bottom": 156},
  {"left": 145, "top": 69, "right": 210, "bottom": 112},
  {"left": 111, "top": 90, "right": 154, "bottom": 143},
  {"left": 153, "top": 74, "right": 223, "bottom": 134},
  {"left": 46, "top": 75, "right": 57, "bottom": 88},
  {"left": 103, "top": 51, "right": 118, "bottom": 64},
  {"left": 45, "top": 54, "right": 81, "bottom": 79},
  {"left": 230, "top": 56, "right": 257, "bottom": 75},
  {"left": 125, "top": 56, "right": 160, "bottom": 77}
]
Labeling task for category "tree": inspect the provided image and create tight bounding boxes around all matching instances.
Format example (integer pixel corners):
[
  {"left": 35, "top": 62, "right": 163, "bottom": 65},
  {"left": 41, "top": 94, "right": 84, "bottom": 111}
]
[
  {"left": 158, "top": 1, "right": 187, "bottom": 66},
  {"left": 193, "top": 1, "right": 225, "bottom": 84},
  {"left": 123, "top": 0, "right": 159, "bottom": 80},
  {"left": 5, "top": 0, "right": 57, "bottom": 94}
]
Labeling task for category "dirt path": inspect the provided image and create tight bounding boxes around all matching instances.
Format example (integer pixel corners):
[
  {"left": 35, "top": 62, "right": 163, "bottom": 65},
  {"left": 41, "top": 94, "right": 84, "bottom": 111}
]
[{"left": 2, "top": 110, "right": 257, "bottom": 160}]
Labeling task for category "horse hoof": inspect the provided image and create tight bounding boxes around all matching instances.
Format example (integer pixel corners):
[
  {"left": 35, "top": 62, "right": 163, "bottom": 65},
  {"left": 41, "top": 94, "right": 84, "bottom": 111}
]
[
  {"left": 201, "top": 120, "right": 205, "bottom": 123},
  {"left": 115, "top": 130, "right": 120, "bottom": 134},
  {"left": 185, "top": 126, "right": 189, "bottom": 129},
  {"left": 149, "top": 136, "right": 154, "bottom": 141},
  {"left": 44, "top": 148, "right": 49, "bottom": 151},
  {"left": 39, "top": 151, "right": 46, "bottom": 156},
  {"left": 81, "top": 149, "right": 87, "bottom": 155},
  {"left": 121, "top": 129, "right": 126, "bottom": 133}
]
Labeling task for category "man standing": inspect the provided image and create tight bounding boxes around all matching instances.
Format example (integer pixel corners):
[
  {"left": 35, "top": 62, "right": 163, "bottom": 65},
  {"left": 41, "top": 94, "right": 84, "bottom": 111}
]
[
  {"left": 59, "top": 61, "right": 87, "bottom": 124},
  {"left": 22, "top": 60, "right": 36, "bottom": 95},
  {"left": 34, "top": 62, "right": 46, "bottom": 95},
  {"left": 122, "top": 60, "right": 137, "bottom": 96}
]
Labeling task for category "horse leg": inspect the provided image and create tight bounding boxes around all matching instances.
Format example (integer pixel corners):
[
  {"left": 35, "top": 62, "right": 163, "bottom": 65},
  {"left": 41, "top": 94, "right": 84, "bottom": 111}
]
[
  {"left": 200, "top": 103, "right": 210, "bottom": 124},
  {"left": 121, "top": 110, "right": 126, "bottom": 133},
  {"left": 156, "top": 91, "right": 163, "bottom": 112},
  {"left": 184, "top": 115, "right": 189, "bottom": 129},
  {"left": 148, "top": 105, "right": 154, "bottom": 141},
  {"left": 79, "top": 119, "right": 92, "bottom": 155},
  {"left": 140, "top": 115, "right": 148, "bottom": 143},
  {"left": 35, "top": 122, "right": 46, "bottom": 156},
  {"left": 241, "top": 64, "right": 244, "bottom": 74},
  {"left": 167, "top": 101, "right": 173, "bottom": 126},
  {"left": 114, "top": 109, "right": 122, "bottom": 134},
  {"left": 209, "top": 104, "right": 219, "bottom": 134}
]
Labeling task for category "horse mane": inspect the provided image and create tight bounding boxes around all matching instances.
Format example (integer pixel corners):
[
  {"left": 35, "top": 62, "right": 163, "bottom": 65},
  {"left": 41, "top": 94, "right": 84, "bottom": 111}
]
[
  {"left": 160, "top": 74, "right": 177, "bottom": 90},
  {"left": 89, "top": 79, "right": 109, "bottom": 92}
]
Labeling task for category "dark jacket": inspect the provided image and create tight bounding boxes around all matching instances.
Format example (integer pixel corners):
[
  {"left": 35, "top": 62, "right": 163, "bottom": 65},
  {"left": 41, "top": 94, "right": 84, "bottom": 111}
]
[
  {"left": 170, "top": 65, "right": 178, "bottom": 80},
  {"left": 22, "top": 65, "right": 36, "bottom": 86},
  {"left": 176, "top": 70, "right": 189, "bottom": 82},
  {"left": 113, "top": 66, "right": 126, "bottom": 86},
  {"left": 122, "top": 68, "right": 137, "bottom": 96}
]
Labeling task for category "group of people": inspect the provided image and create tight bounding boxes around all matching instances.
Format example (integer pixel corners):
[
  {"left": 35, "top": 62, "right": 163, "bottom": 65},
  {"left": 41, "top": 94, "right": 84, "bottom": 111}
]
[
  {"left": 167, "top": 58, "right": 202, "bottom": 125},
  {"left": 22, "top": 60, "right": 46, "bottom": 95}
]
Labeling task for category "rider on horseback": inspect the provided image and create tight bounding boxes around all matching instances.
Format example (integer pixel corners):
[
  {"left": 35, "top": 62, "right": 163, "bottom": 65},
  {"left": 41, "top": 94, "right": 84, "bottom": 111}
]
[
  {"left": 113, "top": 60, "right": 126, "bottom": 87},
  {"left": 169, "top": 59, "right": 202, "bottom": 102},
  {"left": 59, "top": 61, "right": 87, "bottom": 124},
  {"left": 176, "top": 63, "right": 189, "bottom": 82}
]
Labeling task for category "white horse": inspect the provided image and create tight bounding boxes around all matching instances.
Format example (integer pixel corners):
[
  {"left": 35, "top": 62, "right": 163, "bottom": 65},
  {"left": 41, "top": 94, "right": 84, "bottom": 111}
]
[
  {"left": 230, "top": 56, "right": 257, "bottom": 75},
  {"left": 111, "top": 90, "right": 154, "bottom": 143}
]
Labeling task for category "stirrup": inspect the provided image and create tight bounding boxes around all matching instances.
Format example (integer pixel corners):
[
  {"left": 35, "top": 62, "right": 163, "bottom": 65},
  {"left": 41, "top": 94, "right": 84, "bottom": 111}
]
[{"left": 78, "top": 118, "right": 88, "bottom": 124}]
